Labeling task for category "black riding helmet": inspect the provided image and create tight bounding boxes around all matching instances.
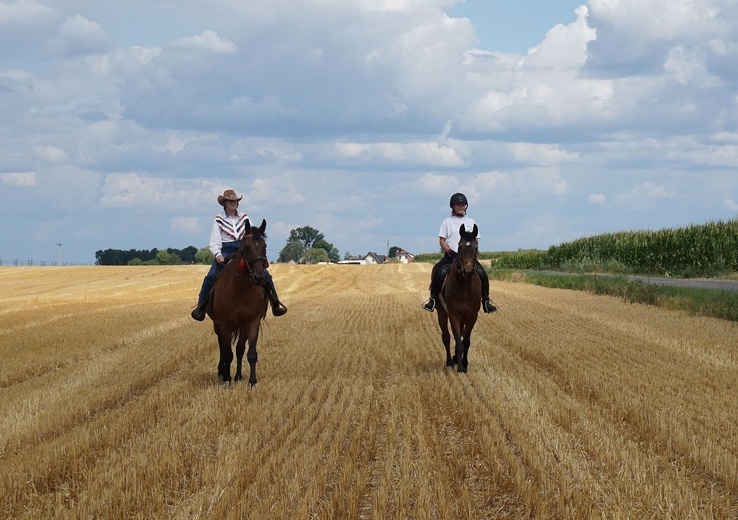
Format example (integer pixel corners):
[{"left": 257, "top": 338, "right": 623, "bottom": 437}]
[{"left": 449, "top": 192, "right": 468, "bottom": 208}]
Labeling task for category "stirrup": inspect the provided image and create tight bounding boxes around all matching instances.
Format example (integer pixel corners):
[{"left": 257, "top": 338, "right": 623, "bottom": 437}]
[
  {"left": 271, "top": 302, "right": 287, "bottom": 317},
  {"left": 422, "top": 297, "right": 436, "bottom": 312},
  {"left": 482, "top": 299, "right": 498, "bottom": 314},
  {"left": 191, "top": 302, "right": 207, "bottom": 321}
]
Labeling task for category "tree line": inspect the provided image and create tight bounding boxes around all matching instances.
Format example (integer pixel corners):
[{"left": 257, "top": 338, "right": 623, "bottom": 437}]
[
  {"left": 95, "top": 246, "right": 211, "bottom": 265},
  {"left": 96, "top": 226, "right": 351, "bottom": 266}
]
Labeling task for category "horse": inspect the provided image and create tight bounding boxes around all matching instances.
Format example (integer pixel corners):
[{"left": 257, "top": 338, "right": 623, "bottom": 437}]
[
  {"left": 436, "top": 223, "right": 481, "bottom": 373},
  {"left": 207, "top": 218, "right": 269, "bottom": 387}
]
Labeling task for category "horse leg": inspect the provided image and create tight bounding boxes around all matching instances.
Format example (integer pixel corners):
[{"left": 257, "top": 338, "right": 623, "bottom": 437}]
[
  {"left": 219, "top": 337, "right": 234, "bottom": 384},
  {"left": 234, "top": 331, "right": 247, "bottom": 382},
  {"left": 246, "top": 322, "right": 260, "bottom": 388},
  {"left": 449, "top": 315, "right": 466, "bottom": 372},
  {"left": 459, "top": 316, "right": 477, "bottom": 373},
  {"left": 437, "top": 308, "right": 454, "bottom": 366}
]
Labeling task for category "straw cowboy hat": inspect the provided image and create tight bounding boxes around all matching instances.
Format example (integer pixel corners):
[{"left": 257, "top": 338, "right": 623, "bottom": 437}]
[{"left": 217, "top": 189, "right": 242, "bottom": 206}]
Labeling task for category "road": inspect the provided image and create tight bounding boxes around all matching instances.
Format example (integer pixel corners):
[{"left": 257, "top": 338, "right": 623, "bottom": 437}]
[{"left": 534, "top": 271, "right": 738, "bottom": 292}]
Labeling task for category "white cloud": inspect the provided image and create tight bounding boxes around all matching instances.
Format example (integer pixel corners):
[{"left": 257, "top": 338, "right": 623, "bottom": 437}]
[
  {"left": 45, "top": 15, "right": 114, "bottom": 57},
  {"left": 589, "top": 193, "right": 607, "bottom": 204},
  {"left": 171, "top": 217, "right": 201, "bottom": 234},
  {"left": 0, "top": 171, "right": 37, "bottom": 187},
  {"left": 33, "top": 145, "right": 67, "bottom": 163},
  {"left": 0, "top": 0, "right": 56, "bottom": 26},
  {"left": 169, "top": 30, "right": 237, "bottom": 54},
  {"left": 724, "top": 198, "right": 738, "bottom": 212},
  {"left": 335, "top": 141, "right": 466, "bottom": 167},
  {"left": 414, "top": 172, "right": 460, "bottom": 195},
  {"left": 615, "top": 182, "right": 678, "bottom": 211},
  {"left": 100, "top": 173, "right": 165, "bottom": 208}
]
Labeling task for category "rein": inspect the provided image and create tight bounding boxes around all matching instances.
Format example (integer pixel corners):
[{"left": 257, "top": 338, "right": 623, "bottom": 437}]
[
  {"left": 222, "top": 233, "right": 267, "bottom": 280},
  {"left": 454, "top": 241, "right": 478, "bottom": 276}
]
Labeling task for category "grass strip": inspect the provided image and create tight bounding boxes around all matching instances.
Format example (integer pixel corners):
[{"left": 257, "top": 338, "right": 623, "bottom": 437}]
[{"left": 490, "top": 270, "right": 738, "bottom": 323}]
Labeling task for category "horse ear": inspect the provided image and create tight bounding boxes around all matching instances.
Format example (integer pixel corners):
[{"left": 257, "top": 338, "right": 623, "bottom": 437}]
[
  {"left": 472, "top": 224, "right": 478, "bottom": 238},
  {"left": 259, "top": 219, "right": 266, "bottom": 234},
  {"left": 460, "top": 224, "right": 466, "bottom": 235},
  {"left": 244, "top": 218, "right": 251, "bottom": 231}
]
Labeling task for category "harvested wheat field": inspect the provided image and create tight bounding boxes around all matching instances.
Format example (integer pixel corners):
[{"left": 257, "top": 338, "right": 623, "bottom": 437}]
[{"left": 1, "top": 263, "right": 737, "bottom": 519}]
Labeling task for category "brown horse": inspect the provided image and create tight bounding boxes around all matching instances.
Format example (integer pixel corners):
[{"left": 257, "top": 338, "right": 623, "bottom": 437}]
[
  {"left": 208, "top": 218, "right": 269, "bottom": 387},
  {"left": 436, "top": 223, "right": 481, "bottom": 373}
]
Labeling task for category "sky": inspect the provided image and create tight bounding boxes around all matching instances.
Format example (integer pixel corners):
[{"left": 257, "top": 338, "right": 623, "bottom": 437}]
[{"left": 1, "top": 0, "right": 737, "bottom": 265}]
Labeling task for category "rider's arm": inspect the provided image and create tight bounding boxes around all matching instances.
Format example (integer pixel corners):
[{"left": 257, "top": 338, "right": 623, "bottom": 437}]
[{"left": 439, "top": 237, "right": 451, "bottom": 254}]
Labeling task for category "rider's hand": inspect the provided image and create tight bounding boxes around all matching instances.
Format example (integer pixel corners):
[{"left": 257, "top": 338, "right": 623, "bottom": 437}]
[{"left": 216, "top": 253, "right": 224, "bottom": 263}]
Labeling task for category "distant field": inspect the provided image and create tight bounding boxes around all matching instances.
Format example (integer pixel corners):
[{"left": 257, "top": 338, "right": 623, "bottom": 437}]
[{"left": 1, "top": 264, "right": 737, "bottom": 518}]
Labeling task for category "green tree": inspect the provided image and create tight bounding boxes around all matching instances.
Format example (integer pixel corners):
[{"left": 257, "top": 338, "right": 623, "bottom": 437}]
[
  {"left": 289, "top": 226, "right": 323, "bottom": 249},
  {"left": 388, "top": 246, "right": 402, "bottom": 258},
  {"left": 278, "top": 240, "right": 306, "bottom": 263},
  {"left": 314, "top": 238, "right": 340, "bottom": 263},
  {"left": 303, "top": 248, "right": 330, "bottom": 264},
  {"left": 195, "top": 247, "right": 214, "bottom": 264},
  {"left": 155, "top": 250, "right": 181, "bottom": 265},
  {"left": 278, "top": 226, "right": 340, "bottom": 263}
]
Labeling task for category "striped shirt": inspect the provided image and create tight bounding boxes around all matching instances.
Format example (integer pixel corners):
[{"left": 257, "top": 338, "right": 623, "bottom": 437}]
[{"left": 209, "top": 211, "right": 250, "bottom": 257}]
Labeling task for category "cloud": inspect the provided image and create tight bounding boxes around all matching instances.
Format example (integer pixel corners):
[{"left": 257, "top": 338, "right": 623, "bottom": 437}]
[
  {"left": 616, "top": 181, "right": 678, "bottom": 211},
  {"left": 44, "top": 15, "right": 115, "bottom": 57},
  {"left": 334, "top": 141, "right": 467, "bottom": 167},
  {"left": 589, "top": 193, "right": 607, "bottom": 204},
  {"left": 0, "top": 0, "right": 56, "bottom": 26},
  {"left": 34, "top": 145, "right": 67, "bottom": 163},
  {"left": 168, "top": 30, "right": 237, "bottom": 54},
  {"left": 171, "top": 217, "right": 201, "bottom": 234},
  {"left": 0, "top": 171, "right": 37, "bottom": 187}
]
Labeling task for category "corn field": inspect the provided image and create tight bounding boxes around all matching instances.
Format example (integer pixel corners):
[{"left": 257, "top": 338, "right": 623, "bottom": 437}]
[
  {"left": 1, "top": 264, "right": 737, "bottom": 519},
  {"left": 493, "top": 218, "right": 738, "bottom": 276}
]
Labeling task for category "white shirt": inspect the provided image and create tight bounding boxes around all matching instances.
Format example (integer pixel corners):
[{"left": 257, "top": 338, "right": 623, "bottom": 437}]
[
  {"left": 438, "top": 215, "right": 479, "bottom": 253},
  {"left": 209, "top": 211, "right": 250, "bottom": 257}
]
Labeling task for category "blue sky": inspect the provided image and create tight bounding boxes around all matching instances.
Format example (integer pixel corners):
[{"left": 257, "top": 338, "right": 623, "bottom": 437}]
[{"left": 1, "top": 0, "right": 737, "bottom": 265}]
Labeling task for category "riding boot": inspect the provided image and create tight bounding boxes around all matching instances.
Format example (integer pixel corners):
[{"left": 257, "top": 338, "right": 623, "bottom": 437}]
[
  {"left": 190, "top": 296, "right": 208, "bottom": 321},
  {"left": 422, "top": 264, "right": 441, "bottom": 312},
  {"left": 474, "top": 263, "right": 498, "bottom": 313},
  {"left": 192, "top": 268, "right": 218, "bottom": 321},
  {"left": 265, "top": 280, "right": 287, "bottom": 316}
]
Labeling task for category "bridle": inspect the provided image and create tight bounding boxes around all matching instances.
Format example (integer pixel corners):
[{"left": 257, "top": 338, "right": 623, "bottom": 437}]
[
  {"left": 454, "top": 239, "right": 478, "bottom": 277},
  {"left": 224, "top": 233, "right": 268, "bottom": 281}
]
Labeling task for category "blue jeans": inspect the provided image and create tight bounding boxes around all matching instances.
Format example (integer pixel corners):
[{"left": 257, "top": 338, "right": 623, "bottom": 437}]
[{"left": 196, "top": 242, "right": 274, "bottom": 305}]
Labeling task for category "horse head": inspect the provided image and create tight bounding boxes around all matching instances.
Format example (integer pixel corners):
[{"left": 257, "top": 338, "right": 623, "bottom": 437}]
[
  {"left": 238, "top": 218, "right": 269, "bottom": 285},
  {"left": 455, "top": 223, "right": 479, "bottom": 277}
]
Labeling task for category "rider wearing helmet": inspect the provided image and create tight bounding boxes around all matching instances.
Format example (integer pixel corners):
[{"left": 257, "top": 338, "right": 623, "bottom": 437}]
[{"left": 422, "top": 192, "right": 497, "bottom": 314}]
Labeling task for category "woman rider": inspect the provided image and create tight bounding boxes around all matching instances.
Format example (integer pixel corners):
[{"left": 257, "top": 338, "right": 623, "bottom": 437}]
[{"left": 191, "top": 189, "right": 287, "bottom": 321}]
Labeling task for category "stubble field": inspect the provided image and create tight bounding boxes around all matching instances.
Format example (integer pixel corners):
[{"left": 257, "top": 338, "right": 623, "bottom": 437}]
[{"left": 1, "top": 263, "right": 737, "bottom": 519}]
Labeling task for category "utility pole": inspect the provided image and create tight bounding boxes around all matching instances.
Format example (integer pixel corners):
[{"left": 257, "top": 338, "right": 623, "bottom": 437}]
[{"left": 57, "top": 243, "right": 62, "bottom": 266}]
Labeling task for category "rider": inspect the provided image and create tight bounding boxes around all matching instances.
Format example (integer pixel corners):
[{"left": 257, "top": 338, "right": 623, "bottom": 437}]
[
  {"left": 422, "top": 192, "right": 497, "bottom": 314},
  {"left": 191, "top": 189, "right": 287, "bottom": 321}
]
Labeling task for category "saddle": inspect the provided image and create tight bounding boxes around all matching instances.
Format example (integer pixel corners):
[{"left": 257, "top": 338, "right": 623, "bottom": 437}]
[{"left": 435, "top": 262, "right": 484, "bottom": 294}]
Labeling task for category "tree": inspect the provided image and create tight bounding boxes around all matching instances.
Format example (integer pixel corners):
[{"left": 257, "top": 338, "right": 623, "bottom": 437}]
[
  {"left": 289, "top": 226, "right": 323, "bottom": 250},
  {"left": 303, "top": 248, "right": 329, "bottom": 264},
  {"left": 278, "top": 226, "right": 338, "bottom": 263},
  {"left": 195, "top": 247, "right": 214, "bottom": 264},
  {"left": 278, "top": 240, "right": 306, "bottom": 263},
  {"left": 313, "top": 238, "right": 340, "bottom": 263},
  {"left": 155, "top": 250, "right": 181, "bottom": 265},
  {"left": 388, "top": 246, "right": 402, "bottom": 258}
]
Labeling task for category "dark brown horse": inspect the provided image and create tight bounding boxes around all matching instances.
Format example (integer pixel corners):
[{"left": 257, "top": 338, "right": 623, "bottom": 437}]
[
  {"left": 436, "top": 224, "right": 481, "bottom": 373},
  {"left": 208, "top": 218, "right": 269, "bottom": 387}
]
